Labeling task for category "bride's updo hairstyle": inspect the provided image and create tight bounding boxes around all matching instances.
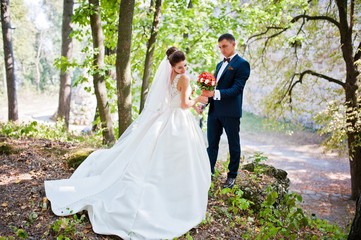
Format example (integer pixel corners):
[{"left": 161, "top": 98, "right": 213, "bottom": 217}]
[
  {"left": 166, "top": 47, "right": 185, "bottom": 67},
  {"left": 166, "top": 47, "right": 178, "bottom": 58}
]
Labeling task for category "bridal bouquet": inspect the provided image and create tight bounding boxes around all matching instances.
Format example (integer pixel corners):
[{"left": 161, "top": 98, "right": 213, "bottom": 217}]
[{"left": 197, "top": 72, "right": 216, "bottom": 91}]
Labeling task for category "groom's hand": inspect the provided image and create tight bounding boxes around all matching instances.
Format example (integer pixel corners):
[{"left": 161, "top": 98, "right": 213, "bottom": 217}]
[{"left": 202, "top": 90, "right": 214, "bottom": 98}]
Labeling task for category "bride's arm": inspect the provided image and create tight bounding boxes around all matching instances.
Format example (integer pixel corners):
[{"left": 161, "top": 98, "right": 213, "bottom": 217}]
[{"left": 178, "top": 75, "right": 207, "bottom": 109}]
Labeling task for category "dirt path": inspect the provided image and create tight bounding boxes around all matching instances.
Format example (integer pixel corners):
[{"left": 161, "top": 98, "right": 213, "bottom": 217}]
[
  {"left": 0, "top": 91, "right": 58, "bottom": 122},
  {"left": 1, "top": 92, "right": 355, "bottom": 229}
]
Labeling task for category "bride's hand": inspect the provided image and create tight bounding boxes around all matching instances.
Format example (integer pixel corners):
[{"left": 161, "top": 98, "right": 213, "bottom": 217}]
[
  {"left": 201, "top": 90, "right": 214, "bottom": 97},
  {"left": 197, "top": 96, "right": 208, "bottom": 104}
]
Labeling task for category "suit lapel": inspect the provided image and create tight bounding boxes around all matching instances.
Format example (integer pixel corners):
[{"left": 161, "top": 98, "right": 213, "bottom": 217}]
[
  {"left": 218, "top": 64, "right": 229, "bottom": 82},
  {"left": 218, "top": 55, "right": 239, "bottom": 83}
]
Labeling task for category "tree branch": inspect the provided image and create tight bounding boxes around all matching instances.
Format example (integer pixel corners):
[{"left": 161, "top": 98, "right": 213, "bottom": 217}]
[
  {"left": 296, "top": 17, "right": 306, "bottom": 35},
  {"left": 292, "top": 14, "right": 341, "bottom": 30},
  {"left": 247, "top": 14, "right": 340, "bottom": 47},
  {"left": 326, "top": 0, "right": 332, "bottom": 13},
  {"left": 261, "top": 28, "right": 289, "bottom": 56},
  {"left": 247, "top": 26, "right": 287, "bottom": 43},
  {"left": 286, "top": 70, "right": 345, "bottom": 103}
]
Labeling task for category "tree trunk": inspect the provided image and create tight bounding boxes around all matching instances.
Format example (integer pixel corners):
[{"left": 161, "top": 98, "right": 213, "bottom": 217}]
[
  {"left": 336, "top": 0, "right": 361, "bottom": 200},
  {"left": 344, "top": 59, "right": 361, "bottom": 201},
  {"left": 348, "top": 194, "right": 361, "bottom": 239},
  {"left": 92, "top": 105, "right": 99, "bottom": 132},
  {"left": 139, "top": 0, "right": 162, "bottom": 113},
  {"left": 1, "top": 0, "right": 18, "bottom": 121},
  {"left": 116, "top": 0, "right": 135, "bottom": 136},
  {"left": 57, "top": 0, "right": 74, "bottom": 130},
  {"left": 349, "top": 142, "right": 361, "bottom": 200},
  {"left": 89, "top": 0, "right": 115, "bottom": 144},
  {"left": 345, "top": 75, "right": 361, "bottom": 200},
  {"left": 2, "top": 65, "right": 6, "bottom": 94}
]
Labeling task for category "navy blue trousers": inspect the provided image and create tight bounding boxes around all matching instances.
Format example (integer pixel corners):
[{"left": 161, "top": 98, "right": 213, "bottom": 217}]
[{"left": 207, "top": 114, "right": 241, "bottom": 178}]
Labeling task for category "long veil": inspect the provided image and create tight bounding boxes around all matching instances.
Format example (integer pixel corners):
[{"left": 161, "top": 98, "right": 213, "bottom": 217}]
[
  {"left": 142, "top": 57, "right": 171, "bottom": 112},
  {"left": 114, "top": 57, "right": 171, "bottom": 146}
]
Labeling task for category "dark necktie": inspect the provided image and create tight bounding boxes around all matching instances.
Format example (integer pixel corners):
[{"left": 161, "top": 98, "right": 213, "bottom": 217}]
[{"left": 223, "top": 57, "right": 230, "bottom": 63}]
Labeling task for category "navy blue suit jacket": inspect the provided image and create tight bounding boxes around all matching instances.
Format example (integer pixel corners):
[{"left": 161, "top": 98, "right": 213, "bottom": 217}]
[{"left": 208, "top": 54, "right": 250, "bottom": 118}]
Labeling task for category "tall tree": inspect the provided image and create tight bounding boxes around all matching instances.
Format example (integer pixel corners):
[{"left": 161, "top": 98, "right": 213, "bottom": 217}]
[
  {"left": 295, "top": 0, "right": 361, "bottom": 200},
  {"left": 89, "top": 0, "right": 115, "bottom": 144},
  {"left": 57, "top": 0, "right": 74, "bottom": 129},
  {"left": 334, "top": 0, "right": 360, "bottom": 200},
  {"left": 116, "top": 0, "right": 135, "bottom": 136},
  {"left": 247, "top": 0, "right": 361, "bottom": 199},
  {"left": 1, "top": 0, "right": 17, "bottom": 121},
  {"left": 139, "top": 0, "right": 162, "bottom": 113}
]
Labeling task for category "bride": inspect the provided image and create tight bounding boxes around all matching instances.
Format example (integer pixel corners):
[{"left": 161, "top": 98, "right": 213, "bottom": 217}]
[{"left": 44, "top": 47, "right": 211, "bottom": 239}]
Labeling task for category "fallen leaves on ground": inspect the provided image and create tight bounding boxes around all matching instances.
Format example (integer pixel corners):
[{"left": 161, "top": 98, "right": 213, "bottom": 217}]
[{"left": 0, "top": 137, "right": 349, "bottom": 239}]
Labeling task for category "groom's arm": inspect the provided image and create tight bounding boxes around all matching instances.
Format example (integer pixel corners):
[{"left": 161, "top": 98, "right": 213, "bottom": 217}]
[{"left": 218, "top": 61, "right": 250, "bottom": 99}]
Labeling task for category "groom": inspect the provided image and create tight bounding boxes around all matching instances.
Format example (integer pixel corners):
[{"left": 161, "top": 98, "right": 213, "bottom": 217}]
[{"left": 203, "top": 33, "right": 250, "bottom": 188}]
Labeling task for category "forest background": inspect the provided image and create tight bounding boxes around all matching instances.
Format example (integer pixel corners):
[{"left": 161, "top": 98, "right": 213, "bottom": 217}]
[{"left": 0, "top": 0, "right": 360, "bottom": 238}]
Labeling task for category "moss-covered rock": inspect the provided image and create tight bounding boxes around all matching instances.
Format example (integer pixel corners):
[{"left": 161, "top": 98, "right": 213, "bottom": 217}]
[
  {"left": 66, "top": 148, "right": 96, "bottom": 169},
  {"left": 239, "top": 162, "right": 290, "bottom": 211}
]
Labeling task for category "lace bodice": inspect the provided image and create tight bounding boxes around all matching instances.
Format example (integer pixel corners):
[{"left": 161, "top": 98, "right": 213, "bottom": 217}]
[
  {"left": 169, "top": 74, "right": 192, "bottom": 108},
  {"left": 169, "top": 74, "right": 182, "bottom": 98}
]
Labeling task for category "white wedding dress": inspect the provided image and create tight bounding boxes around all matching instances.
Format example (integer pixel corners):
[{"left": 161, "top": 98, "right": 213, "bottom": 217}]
[{"left": 45, "top": 72, "right": 211, "bottom": 239}]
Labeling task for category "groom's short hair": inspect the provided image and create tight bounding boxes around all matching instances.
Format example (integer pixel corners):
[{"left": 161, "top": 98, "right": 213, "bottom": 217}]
[{"left": 218, "top": 33, "right": 235, "bottom": 43}]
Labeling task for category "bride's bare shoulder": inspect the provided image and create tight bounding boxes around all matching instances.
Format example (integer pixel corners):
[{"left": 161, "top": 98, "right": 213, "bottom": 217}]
[
  {"left": 176, "top": 74, "right": 190, "bottom": 90},
  {"left": 178, "top": 74, "right": 190, "bottom": 83}
]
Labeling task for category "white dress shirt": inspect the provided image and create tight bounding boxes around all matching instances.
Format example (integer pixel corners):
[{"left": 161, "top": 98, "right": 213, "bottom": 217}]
[{"left": 214, "top": 53, "right": 238, "bottom": 100}]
